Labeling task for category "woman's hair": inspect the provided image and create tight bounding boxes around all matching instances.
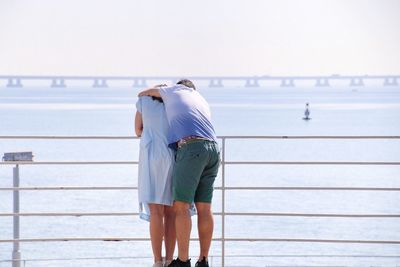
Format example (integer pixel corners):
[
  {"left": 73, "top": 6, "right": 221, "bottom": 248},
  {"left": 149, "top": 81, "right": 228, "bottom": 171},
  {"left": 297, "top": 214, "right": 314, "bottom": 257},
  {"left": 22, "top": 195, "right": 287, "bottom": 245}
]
[
  {"left": 152, "top": 96, "right": 163, "bottom": 103},
  {"left": 177, "top": 79, "right": 196, "bottom": 90}
]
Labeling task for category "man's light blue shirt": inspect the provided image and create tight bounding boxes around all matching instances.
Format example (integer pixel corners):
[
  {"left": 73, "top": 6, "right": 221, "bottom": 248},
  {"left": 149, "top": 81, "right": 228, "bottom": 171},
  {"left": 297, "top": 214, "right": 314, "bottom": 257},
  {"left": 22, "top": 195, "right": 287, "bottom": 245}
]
[{"left": 159, "top": 84, "right": 217, "bottom": 149}]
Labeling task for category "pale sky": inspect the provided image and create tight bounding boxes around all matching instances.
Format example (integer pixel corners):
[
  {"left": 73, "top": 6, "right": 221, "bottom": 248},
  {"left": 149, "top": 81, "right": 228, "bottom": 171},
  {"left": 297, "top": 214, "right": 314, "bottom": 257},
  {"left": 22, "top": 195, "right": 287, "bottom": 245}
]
[{"left": 0, "top": 0, "right": 399, "bottom": 76}]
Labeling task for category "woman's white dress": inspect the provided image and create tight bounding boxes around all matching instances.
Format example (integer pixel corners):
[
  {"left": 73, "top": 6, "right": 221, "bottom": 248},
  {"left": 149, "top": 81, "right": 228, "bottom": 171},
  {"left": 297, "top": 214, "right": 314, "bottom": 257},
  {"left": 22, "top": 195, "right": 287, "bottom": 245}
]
[{"left": 136, "top": 96, "right": 174, "bottom": 221}]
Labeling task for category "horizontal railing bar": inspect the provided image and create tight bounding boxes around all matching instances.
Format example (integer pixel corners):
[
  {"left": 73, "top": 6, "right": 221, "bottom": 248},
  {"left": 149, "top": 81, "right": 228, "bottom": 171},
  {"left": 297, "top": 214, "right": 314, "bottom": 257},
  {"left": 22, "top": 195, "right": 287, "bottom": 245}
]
[
  {"left": 221, "top": 187, "right": 400, "bottom": 191},
  {"left": 1, "top": 256, "right": 156, "bottom": 263},
  {"left": 0, "top": 161, "right": 138, "bottom": 165},
  {"left": 1, "top": 257, "right": 154, "bottom": 263},
  {"left": 217, "top": 254, "right": 400, "bottom": 258},
  {"left": 225, "top": 161, "right": 400, "bottom": 165},
  {"left": 0, "top": 212, "right": 399, "bottom": 218},
  {"left": 0, "top": 135, "right": 399, "bottom": 139},
  {"left": 0, "top": 237, "right": 185, "bottom": 243},
  {"left": 220, "top": 136, "right": 400, "bottom": 139},
  {"left": 1, "top": 237, "right": 399, "bottom": 244},
  {"left": 1, "top": 186, "right": 399, "bottom": 191},
  {"left": 0, "top": 186, "right": 138, "bottom": 190},
  {"left": 0, "top": 136, "right": 138, "bottom": 139},
  {"left": 2, "top": 254, "right": 399, "bottom": 263},
  {"left": 0, "top": 212, "right": 139, "bottom": 216},
  {"left": 221, "top": 213, "right": 400, "bottom": 218},
  {"left": 225, "top": 238, "right": 400, "bottom": 244},
  {"left": 1, "top": 161, "right": 399, "bottom": 165}
]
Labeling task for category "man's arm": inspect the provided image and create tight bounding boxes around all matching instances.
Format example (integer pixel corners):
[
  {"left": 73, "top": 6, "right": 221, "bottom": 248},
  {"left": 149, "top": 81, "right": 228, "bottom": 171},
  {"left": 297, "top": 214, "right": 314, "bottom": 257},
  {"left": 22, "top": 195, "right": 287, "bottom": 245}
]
[{"left": 138, "top": 87, "right": 162, "bottom": 98}]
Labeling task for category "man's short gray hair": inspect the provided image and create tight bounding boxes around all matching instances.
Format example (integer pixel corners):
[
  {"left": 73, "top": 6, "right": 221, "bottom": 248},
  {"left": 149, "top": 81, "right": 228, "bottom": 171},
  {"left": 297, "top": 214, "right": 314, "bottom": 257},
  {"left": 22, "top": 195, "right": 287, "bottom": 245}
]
[{"left": 177, "top": 79, "right": 196, "bottom": 90}]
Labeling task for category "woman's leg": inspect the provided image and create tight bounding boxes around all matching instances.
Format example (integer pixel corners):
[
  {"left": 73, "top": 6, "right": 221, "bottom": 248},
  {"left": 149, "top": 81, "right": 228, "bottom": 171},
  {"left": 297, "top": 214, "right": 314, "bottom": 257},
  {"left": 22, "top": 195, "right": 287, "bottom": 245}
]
[
  {"left": 149, "top": 204, "right": 165, "bottom": 263},
  {"left": 164, "top": 205, "right": 176, "bottom": 263}
]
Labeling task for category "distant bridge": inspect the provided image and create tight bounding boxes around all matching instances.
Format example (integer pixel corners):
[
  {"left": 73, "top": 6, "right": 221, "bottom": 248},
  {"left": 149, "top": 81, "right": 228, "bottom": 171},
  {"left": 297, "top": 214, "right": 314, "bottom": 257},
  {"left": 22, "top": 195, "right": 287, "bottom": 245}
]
[{"left": 0, "top": 75, "right": 399, "bottom": 88}]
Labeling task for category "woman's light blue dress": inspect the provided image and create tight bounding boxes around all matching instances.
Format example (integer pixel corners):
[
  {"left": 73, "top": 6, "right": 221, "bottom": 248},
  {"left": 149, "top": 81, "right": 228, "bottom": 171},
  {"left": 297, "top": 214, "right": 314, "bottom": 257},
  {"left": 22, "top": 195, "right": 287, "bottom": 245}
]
[{"left": 136, "top": 96, "right": 174, "bottom": 221}]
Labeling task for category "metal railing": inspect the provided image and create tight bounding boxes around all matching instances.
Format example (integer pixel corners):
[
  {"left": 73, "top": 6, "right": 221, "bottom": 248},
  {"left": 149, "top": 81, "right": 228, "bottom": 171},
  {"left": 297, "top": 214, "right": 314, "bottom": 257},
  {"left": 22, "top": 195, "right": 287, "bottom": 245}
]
[{"left": 1, "top": 135, "right": 400, "bottom": 267}]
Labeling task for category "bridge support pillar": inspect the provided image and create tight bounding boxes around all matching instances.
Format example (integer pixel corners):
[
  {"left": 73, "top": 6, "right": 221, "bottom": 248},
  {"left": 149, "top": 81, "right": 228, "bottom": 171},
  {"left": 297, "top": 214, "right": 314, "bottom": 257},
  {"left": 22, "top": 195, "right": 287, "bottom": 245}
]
[
  {"left": 349, "top": 78, "right": 364, "bottom": 86},
  {"left": 315, "top": 78, "right": 330, "bottom": 87},
  {"left": 383, "top": 77, "right": 398, "bottom": 86},
  {"left": 209, "top": 79, "right": 223, "bottom": 87},
  {"left": 132, "top": 79, "right": 147, "bottom": 88},
  {"left": 245, "top": 79, "right": 259, "bottom": 87},
  {"left": 280, "top": 79, "right": 295, "bottom": 87},
  {"left": 7, "top": 78, "right": 23, "bottom": 88},
  {"left": 51, "top": 79, "right": 66, "bottom": 88},
  {"left": 93, "top": 79, "right": 108, "bottom": 88}
]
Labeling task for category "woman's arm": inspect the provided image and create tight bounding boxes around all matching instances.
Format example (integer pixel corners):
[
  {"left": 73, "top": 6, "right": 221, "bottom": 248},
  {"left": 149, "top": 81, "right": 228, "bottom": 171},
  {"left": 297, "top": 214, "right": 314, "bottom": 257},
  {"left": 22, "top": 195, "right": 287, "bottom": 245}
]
[{"left": 135, "top": 111, "right": 143, "bottom": 137}]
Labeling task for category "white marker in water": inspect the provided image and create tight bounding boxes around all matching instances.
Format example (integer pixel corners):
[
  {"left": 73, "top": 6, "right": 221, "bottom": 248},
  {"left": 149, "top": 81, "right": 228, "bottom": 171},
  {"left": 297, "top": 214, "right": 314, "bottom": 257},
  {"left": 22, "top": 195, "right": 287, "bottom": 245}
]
[{"left": 303, "top": 103, "right": 311, "bottom": 120}]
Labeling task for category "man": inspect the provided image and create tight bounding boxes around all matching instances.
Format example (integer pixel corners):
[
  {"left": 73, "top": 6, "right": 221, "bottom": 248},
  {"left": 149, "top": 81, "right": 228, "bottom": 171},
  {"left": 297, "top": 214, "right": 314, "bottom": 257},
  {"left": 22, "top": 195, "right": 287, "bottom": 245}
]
[{"left": 138, "top": 79, "right": 220, "bottom": 267}]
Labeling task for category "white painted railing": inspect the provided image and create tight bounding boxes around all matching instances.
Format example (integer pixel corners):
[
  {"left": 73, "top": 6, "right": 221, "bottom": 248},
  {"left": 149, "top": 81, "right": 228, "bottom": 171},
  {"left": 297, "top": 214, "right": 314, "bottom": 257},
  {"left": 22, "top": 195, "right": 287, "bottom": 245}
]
[{"left": 1, "top": 135, "right": 400, "bottom": 267}]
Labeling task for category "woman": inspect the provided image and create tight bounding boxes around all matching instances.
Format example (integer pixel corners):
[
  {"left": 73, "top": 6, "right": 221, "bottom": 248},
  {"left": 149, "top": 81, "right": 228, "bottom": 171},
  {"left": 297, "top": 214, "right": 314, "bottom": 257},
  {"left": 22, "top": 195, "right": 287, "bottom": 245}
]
[{"left": 135, "top": 92, "right": 176, "bottom": 267}]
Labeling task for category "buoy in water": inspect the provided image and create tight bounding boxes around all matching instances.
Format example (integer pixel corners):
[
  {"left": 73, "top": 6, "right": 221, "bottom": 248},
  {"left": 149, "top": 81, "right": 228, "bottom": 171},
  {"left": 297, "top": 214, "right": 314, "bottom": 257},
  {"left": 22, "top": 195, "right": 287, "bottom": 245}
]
[{"left": 303, "top": 103, "right": 311, "bottom": 120}]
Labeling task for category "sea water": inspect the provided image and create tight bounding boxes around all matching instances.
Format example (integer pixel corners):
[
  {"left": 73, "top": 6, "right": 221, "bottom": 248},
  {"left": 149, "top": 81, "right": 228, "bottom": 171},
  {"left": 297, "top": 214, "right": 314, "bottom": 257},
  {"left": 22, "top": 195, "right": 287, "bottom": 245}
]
[{"left": 0, "top": 83, "right": 399, "bottom": 267}]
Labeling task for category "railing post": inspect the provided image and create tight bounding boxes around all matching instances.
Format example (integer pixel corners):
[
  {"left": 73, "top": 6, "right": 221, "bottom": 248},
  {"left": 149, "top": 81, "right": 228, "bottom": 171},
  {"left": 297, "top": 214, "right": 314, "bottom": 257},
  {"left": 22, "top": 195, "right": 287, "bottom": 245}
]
[
  {"left": 4, "top": 152, "right": 33, "bottom": 267},
  {"left": 12, "top": 164, "right": 21, "bottom": 267},
  {"left": 221, "top": 137, "right": 226, "bottom": 267}
]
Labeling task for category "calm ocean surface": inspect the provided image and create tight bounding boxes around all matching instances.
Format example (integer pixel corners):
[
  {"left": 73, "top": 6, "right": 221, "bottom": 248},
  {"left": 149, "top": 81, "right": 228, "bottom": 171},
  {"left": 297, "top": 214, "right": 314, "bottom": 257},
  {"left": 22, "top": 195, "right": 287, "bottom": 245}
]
[{"left": 0, "top": 84, "right": 400, "bottom": 267}]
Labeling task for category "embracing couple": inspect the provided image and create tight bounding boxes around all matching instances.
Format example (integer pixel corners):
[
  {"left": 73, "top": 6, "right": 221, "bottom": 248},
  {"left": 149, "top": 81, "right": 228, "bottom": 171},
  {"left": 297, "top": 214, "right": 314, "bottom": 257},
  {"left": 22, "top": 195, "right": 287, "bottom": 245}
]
[{"left": 135, "top": 79, "right": 220, "bottom": 267}]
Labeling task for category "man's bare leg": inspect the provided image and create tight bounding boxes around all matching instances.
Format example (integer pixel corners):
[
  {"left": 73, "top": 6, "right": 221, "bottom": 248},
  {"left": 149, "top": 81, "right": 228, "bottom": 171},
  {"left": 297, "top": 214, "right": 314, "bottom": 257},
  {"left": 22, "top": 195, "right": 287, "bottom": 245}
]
[
  {"left": 173, "top": 201, "right": 191, "bottom": 261},
  {"left": 195, "top": 202, "right": 213, "bottom": 260}
]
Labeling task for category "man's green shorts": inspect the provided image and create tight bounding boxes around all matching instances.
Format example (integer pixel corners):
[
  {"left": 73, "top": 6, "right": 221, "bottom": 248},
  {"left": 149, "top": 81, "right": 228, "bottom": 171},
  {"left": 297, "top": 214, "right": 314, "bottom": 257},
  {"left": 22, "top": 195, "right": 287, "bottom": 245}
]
[{"left": 173, "top": 140, "right": 220, "bottom": 203}]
